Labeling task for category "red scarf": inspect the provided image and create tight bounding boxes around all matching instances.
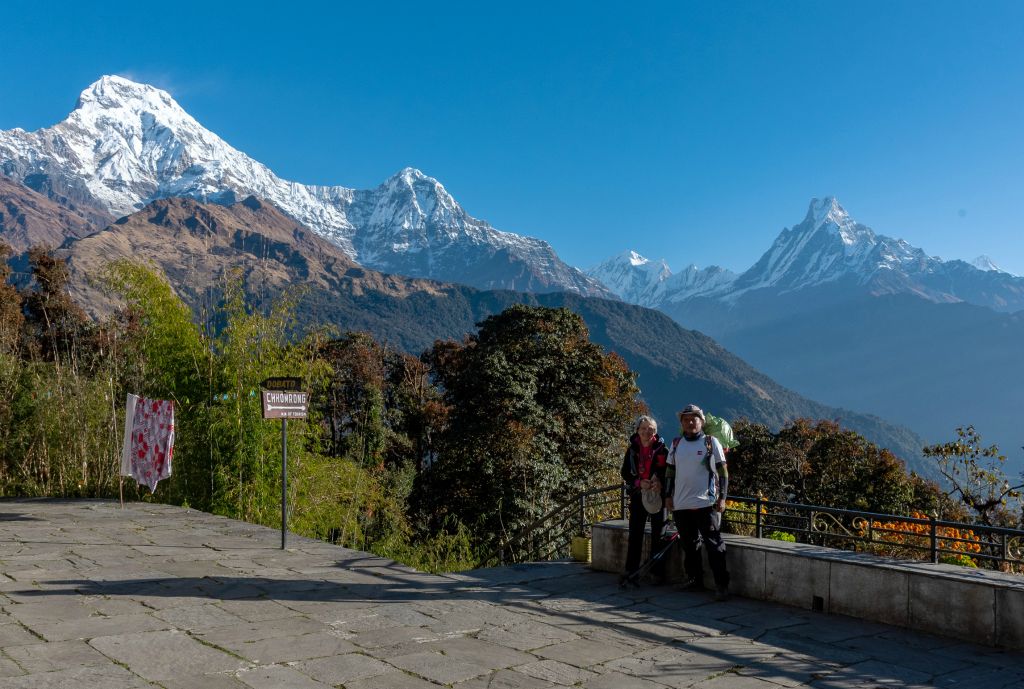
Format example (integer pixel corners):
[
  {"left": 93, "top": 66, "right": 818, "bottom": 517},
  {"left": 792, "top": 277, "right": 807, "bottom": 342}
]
[{"left": 637, "top": 443, "right": 655, "bottom": 480}]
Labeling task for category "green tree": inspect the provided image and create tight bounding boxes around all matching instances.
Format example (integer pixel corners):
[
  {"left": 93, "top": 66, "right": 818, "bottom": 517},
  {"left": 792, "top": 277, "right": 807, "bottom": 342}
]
[
  {"left": 728, "top": 419, "right": 798, "bottom": 501},
  {"left": 0, "top": 245, "right": 118, "bottom": 497},
  {"left": 800, "top": 422, "right": 913, "bottom": 513},
  {"left": 0, "top": 243, "right": 24, "bottom": 489},
  {"left": 103, "top": 262, "right": 331, "bottom": 522},
  {"left": 320, "top": 332, "right": 389, "bottom": 466},
  {"left": 415, "top": 304, "right": 644, "bottom": 549},
  {"left": 102, "top": 259, "right": 211, "bottom": 506},
  {"left": 0, "top": 242, "right": 22, "bottom": 354},
  {"left": 730, "top": 418, "right": 934, "bottom": 516},
  {"left": 382, "top": 349, "right": 447, "bottom": 472},
  {"left": 924, "top": 426, "right": 1023, "bottom": 527},
  {"left": 20, "top": 245, "right": 96, "bottom": 366}
]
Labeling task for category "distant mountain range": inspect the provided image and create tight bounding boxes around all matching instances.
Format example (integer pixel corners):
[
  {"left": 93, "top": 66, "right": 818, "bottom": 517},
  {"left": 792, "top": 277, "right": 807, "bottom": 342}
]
[
  {"left": 0, "top": 75, "right": 607, "bottom": 297},
  {"left": 591, "top": 199, "right": 1024, "bottom": 472},
  {"left": 590, "top": 197, "right": 1023, "bottom": 312},
  {"left": 51, "top": 192, "right": 931, "bottom": 474},
  {"left": 6, "top": 75, "right": 1017, "bottom": 475}
]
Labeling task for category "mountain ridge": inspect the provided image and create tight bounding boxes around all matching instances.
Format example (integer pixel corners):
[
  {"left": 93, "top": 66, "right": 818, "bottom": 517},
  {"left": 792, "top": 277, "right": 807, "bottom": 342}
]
[
  {"left": 54, "top": 193, "right": 935, "bottom": 476},
  {"left": 598, "top": 198, "right": 1024, "bottom": 313},
  {"left": 0, "top": 75, "right": 608, "bottom": 298},
  {"left": 598, "top": 199, "right": 1024, "bottom": 471}
]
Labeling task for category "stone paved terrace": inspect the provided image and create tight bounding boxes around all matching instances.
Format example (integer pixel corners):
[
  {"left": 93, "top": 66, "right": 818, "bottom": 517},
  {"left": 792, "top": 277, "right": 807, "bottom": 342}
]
[{"left": 2, "top": 500, "right": 1024, "bottom": 689}]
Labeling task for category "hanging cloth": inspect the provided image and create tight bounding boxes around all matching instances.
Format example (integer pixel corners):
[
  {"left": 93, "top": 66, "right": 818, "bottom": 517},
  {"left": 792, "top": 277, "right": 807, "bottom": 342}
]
[{"left": 120, "top": 393, "right": 175, "bottom": 492}]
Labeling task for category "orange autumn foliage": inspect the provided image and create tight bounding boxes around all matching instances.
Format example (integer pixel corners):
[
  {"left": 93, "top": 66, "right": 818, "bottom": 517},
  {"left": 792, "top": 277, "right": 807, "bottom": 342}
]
[{"left": 859, "top": 511, "right": 983, "bottom": 566}]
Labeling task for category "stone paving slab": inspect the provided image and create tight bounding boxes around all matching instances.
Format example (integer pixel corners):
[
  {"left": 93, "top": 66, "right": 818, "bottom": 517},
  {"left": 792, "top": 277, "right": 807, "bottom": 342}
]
[{"left": 2, "top": 499, "right": 1024, "bottom": 689}]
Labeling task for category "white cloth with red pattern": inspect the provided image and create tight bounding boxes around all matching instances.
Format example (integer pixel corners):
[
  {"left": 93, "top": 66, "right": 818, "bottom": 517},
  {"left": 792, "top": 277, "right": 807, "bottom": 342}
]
[{"left": 120, "top": 393, "right": 175, "bottom": 492}]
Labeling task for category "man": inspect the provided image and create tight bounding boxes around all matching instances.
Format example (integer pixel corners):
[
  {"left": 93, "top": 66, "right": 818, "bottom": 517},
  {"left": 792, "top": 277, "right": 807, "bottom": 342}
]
[{"left": 665, "top": 404, "right": 730, "bottom": 601}]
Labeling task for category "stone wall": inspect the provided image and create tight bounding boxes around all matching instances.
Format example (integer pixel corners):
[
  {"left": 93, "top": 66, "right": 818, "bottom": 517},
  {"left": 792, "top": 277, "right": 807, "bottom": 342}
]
[{"left": 592, "top": 519, "right": 1024, "bottom": 650}]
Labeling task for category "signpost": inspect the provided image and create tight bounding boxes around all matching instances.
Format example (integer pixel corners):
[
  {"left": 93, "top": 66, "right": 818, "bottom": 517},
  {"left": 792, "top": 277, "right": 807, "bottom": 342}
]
[
  {"left": 261, "top": 391, "right": 309, "bottom": 419},
  {"left": 261, "top": 378, "right": 307, "bottom": 549}
]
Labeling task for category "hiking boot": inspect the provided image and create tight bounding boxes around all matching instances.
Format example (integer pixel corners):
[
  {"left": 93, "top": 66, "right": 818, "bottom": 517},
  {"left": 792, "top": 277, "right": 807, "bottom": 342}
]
[
  {"left": 714, "top": 586, "right": 731, "bottom": 602},
  {"left": 678, "top": 577, "right": 704, "bottom": 592}
]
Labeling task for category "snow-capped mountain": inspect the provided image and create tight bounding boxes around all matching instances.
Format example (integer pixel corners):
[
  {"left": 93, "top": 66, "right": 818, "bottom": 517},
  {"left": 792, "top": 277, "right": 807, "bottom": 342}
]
[
  {"left": 0, "top": 75, "right": 608, "bottom": 297},
  {"left": 587, "top": 250, "right": 736, "bottom": 307},
  {"left": 726, "top": 198, "right": 1024, "bottom": 310},
  {"left": 600, "top": 197, "right": 1024, "bottom": 313},
  {"left": 344, "top": 167, "right": 607, "bottom": 293},
  {"left": 587, "top": 251, "right": 671, "bottom": 306},
  {"left": 726, "top": 197, "right": 935, "bottom": 299},
  {"left": 971, "top": 255, "right": 1016, "bottom": 276},
  {"left": 618, "top": 198, "right": 1024, "bottom": 478}
]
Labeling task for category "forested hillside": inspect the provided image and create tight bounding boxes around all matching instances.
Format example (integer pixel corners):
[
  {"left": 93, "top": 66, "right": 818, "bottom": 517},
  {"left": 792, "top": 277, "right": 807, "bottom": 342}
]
[{"left": 59, "top": 195, "right": 933, "bottom": 473}]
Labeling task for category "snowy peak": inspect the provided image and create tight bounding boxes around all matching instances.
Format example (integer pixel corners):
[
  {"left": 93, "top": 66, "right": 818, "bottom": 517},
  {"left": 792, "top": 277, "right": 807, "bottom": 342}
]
[
  {"left": 0, "top": 73, "right": 292, "bottom": 223},
  {"left": 377, "top": 167, "right": 462, "bottom": 223},
  {"left": 802, "top": 197, "right": 876, "bottom": 250},
  {"left": 608, "top": 250, "right": 670, "bottom": 275},
  {"left": 716, "top": 199, "right": 1024, "bottom": 311},
  {"left": 75, "top": 75, "right": 183, "bottom": 116},
  {"left": 808, "top": 197, "right": 853, "bottom": 237},
  {"left": 622, "top": 250, "right": 666, "bottom": 270},
  {"left": 587, "top": 251, "right": 671, "bottom": 306},
  {"left": 970, "top": 255, "right": 1015, "bottom": 275},
  {"left": 0, "top": 76, "right": 610, "bottom": 297},
  {"left": 730, "top": 197, "right": 918, "bottom": 296},
  {"left": 588, "top": 250, "right": 735, "bottom": 307},
  {"left": 345, "top": 166, "right": 609, "bottom": 296}
]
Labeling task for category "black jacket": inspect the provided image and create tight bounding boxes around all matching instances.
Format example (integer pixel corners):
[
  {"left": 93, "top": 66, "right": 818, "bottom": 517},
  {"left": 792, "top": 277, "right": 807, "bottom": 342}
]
[{"left": 620, "top": 433, "right": 669, "bottom": 496}]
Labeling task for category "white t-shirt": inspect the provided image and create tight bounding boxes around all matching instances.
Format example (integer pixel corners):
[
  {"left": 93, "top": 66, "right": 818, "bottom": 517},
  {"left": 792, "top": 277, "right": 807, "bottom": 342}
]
[{"left": 667, "top": 432, "right": 726, "bottom": 510}]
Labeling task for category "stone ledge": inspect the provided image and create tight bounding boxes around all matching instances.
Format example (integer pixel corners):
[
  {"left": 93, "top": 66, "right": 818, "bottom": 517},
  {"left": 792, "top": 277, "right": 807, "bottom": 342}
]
[{"left": 592, "top": 519, "right": 1024, "bottom": 650}]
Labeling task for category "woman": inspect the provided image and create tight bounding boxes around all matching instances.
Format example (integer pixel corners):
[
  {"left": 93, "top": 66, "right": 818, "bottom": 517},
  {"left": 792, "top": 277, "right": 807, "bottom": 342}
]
[{"left": 619, "top": 415, "right": 669, "bottom": 586}]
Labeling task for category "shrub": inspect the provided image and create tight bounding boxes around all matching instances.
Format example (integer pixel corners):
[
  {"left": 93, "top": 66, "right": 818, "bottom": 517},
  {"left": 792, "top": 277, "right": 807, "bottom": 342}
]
[{"left": 856, "top": 511, "right": 982, "bottom": 566}]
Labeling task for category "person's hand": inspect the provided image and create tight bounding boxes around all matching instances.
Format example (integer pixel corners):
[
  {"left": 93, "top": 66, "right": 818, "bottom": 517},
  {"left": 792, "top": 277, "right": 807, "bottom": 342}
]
[
  {"left": 713, "top": 498, "right": 726, "bottom": 513},
  {"left": 639, "top": 479, "right": 652, "bottom": 490},
  {"left": 664, "top": 497, "right": 674, "bottom": 511},
  {"left": 650, "top": 477, "right": 661, "bottom": 493}
]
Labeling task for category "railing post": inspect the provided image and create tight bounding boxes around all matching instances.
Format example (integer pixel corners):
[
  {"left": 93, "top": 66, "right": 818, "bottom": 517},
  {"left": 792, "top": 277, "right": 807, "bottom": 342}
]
[
  {"left": 579, "top": 494, "right": 587, "bottom": 534},
  {"left": 929, "top": 510, "right": 939, "bottom": 563},
  {"left": 755, "top": 492, "right": 763, "bottom": 539}
]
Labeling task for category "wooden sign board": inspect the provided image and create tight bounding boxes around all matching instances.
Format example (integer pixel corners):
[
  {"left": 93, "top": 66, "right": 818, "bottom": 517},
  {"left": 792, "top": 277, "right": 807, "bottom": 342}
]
[{"left": 261, "top": 390, "right": 308, "bottom": 419}]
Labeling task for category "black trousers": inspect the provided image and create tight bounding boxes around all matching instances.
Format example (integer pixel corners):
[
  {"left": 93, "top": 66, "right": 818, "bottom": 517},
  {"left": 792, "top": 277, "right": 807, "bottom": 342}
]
[
  {"left": 625, "top": 492, "right": 665, "bottom": 575},
  {"left": 673, "top": 506, "right": 729, "bottom": 588}
]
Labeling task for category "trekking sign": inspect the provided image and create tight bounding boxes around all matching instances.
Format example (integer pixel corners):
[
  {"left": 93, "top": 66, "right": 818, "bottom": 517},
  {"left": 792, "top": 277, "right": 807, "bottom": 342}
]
[
  {"left": 260, "top": 391, "right": 308, "bottom": 419},
  {"left": 260, "top": 377, "right": 307, "bottom": 549}
]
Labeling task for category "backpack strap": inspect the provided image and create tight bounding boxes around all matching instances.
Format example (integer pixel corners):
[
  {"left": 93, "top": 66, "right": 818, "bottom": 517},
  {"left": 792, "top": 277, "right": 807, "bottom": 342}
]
[
  {"left": 665, "top": 437, "right": 680, "bottom": 498},
  {"left": 704, "top": 433, "right": 720, "bottom": 499}
]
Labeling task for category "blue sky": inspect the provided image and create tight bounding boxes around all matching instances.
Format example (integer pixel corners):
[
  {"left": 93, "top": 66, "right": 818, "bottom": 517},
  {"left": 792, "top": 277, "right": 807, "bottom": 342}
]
[{"left": 2, "top": 1, "right": 1022, "bottom": 275}]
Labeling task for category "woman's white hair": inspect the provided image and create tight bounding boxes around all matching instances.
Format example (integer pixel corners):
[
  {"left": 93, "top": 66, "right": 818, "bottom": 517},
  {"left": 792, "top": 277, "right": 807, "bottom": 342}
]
[{"left": 635, "top": 415, "right": 658, "bottom": 433}]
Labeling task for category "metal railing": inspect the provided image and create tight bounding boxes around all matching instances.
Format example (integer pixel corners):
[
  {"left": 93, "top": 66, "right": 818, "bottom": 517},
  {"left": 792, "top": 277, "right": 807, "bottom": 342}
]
[
  {"left": 482, "top": 483, "right": 625, "bottom": 567},
  {"left": 480, "top": 488, "right": 1024, "bottom": 572},
  {"left": 725, "top": 495, "right": 1024, "bottom": 569}
]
